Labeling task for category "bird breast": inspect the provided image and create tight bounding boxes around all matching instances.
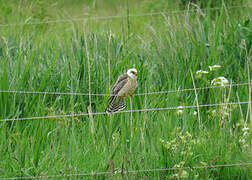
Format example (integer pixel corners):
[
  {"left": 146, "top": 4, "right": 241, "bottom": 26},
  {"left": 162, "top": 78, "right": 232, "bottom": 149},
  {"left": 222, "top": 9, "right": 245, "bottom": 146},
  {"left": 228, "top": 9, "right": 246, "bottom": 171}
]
[{"left": 118, "top": 78, "right": 137, "bottom": 97}]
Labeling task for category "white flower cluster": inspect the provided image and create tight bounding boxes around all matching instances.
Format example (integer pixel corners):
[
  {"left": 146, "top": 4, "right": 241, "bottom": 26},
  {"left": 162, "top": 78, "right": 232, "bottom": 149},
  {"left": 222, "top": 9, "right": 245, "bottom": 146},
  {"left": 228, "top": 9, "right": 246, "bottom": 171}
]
[
  {"left": 195, "top": 64, "right": 230, "bottom": 86},
  {"left": 208, "top": 64, "right": 221, "bottom": 71},
  {"left": 211, "top": 76, "right": 229, "bottom": 86},
  {"left": 195, "top": 70, "right": 209, "bottom": 79},
  {"left": 239, "top": 124, "right": 250, "bottom": 149},
  {"left": 195, "top": 64, "right": 222, "bottom": 79},
  {"left": 160, "top": 131, "right": 198, "bottom": 158},
  {"left": 176, "top": 106, "right": 184, "bottom": 116}
]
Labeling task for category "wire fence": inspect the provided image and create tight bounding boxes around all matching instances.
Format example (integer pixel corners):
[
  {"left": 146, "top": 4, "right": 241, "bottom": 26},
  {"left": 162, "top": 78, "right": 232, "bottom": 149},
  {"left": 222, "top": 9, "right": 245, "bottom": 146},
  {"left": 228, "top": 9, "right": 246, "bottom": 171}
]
[
  {"left": 1, "top": 162, "right": 252, "bottom": 179},
  {"left": 0, "top": 101, "right": 251, "bottom": 122},
  {"left": 0, "top": 4, "right": 251, "bottom": 27},
  {"left": 0, "top": 82, "right": 251, "bottom": 97}
]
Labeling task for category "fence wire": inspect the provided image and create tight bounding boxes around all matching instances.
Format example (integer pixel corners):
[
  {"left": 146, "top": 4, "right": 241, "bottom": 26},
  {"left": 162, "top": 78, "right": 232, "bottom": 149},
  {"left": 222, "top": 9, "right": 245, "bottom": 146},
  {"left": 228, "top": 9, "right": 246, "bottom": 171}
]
[
  {"left": 0, "top": 4, "right": 251, "bottom": 27},
  {"left": 1, "top": 162, "right": 252, "bottom": 180},
  {"left": 0, "top": 101, "right": 251, "bottom": 122},
  {"left": 0, "top": 82, "right": 251, "bottom": 97}
]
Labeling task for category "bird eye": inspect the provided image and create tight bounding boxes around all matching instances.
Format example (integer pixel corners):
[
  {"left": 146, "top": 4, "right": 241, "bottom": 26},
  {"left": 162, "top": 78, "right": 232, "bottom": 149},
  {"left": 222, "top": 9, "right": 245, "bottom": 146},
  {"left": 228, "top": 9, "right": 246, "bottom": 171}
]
[{"left": 131, "top": 71, "right": 137, "bottom": 75}]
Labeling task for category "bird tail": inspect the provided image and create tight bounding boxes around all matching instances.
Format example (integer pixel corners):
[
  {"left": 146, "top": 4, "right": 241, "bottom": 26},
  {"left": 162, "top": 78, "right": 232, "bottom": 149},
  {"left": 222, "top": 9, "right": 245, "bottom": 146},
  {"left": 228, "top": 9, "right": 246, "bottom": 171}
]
[{"left": 106, "top": 96, "right": 126, "bottom": 114}]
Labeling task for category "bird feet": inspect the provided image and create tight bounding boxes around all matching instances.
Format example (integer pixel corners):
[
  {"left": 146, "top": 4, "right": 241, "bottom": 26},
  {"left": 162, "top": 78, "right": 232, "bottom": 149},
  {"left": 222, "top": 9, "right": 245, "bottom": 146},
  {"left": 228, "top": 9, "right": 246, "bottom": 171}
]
[{"left": 129, "top": 93, "right": 134, "bottom": 98}]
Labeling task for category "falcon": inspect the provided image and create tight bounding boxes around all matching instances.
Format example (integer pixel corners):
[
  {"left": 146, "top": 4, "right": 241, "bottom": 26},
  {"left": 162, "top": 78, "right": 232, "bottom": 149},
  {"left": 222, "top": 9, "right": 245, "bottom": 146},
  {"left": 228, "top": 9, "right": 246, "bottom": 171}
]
[{"left": 106, "top": 68, "right": 138, "bottom": 114}]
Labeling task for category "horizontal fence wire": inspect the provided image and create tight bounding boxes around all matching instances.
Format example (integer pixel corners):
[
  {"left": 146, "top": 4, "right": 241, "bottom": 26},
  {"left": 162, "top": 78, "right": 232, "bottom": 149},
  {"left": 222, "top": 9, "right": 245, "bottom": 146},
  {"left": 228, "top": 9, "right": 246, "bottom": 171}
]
[
  {"left": 0, "top": 4, "right": 251, "bottom": 27},
  {"left": 0, "top": 82, "right": 251, "bottom": 97},
  {"left": 0, "top": 90, "right": 106, "bottom": 96},
  {"left": 1, "top": 162, "right": 252, "bottom": 180},
  {"left": 0, "top": 101, "right": 251, "bottom": 122}
]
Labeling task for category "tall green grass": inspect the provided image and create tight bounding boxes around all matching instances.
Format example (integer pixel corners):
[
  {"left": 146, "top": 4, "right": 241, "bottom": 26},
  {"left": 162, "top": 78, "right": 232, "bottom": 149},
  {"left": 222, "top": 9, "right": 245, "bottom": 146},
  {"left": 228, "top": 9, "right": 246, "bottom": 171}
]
[{"left": 0, "top": 0, "right": 252, "bottom": 179}]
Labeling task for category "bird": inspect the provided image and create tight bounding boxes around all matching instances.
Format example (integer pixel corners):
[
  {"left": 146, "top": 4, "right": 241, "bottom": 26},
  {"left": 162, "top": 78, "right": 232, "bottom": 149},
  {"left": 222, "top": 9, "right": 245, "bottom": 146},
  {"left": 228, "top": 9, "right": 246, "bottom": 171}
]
[{"left": 106, "top": 68, "right": 138, "bottom": 114}]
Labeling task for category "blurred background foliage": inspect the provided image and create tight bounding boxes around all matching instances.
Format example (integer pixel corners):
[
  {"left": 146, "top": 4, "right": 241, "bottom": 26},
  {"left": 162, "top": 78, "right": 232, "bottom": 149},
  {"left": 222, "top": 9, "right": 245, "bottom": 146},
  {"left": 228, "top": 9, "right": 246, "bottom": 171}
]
[{"left": 0, "top": 0, "right": 249, "bottom": 23}]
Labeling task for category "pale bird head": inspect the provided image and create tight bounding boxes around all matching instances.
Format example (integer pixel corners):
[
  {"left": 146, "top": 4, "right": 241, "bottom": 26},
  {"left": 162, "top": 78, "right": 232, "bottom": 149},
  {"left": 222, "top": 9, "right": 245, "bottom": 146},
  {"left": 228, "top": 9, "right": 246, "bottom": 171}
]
[{"left": 127, "top": 68, "right": 137, "bottom": 79}]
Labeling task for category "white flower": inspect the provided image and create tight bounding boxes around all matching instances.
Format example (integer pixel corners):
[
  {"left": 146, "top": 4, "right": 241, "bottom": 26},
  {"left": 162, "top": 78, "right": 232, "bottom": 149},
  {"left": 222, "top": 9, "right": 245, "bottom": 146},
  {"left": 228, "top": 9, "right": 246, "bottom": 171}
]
[
  {"left": 180, "top": 170, "right": 189, "bottom": 178},
  {"left": 176, "top": 110, "right": 183, "bottom": 115},
  {"left": 243, "top": 131, "right": 249, "bottom": 136},
  {"left": 205, "top": 43, "right": 210, "bottom": 47},
  {"left": 196, "top": 70, "right": 209, "bottom": 79},
  {"left": 176, "top": 106, "right": 184, "bottom": 115},
  {"left": 242, "top": 126, "right": 249, "bottom": 132},
  {"left": 196, "top": 70, "right": 209, "bottom": 75},
  {"left": 165, "top": 142, "right": 171, "bottom": 149},
  {"left": 174, "top": 164, "right": 180, "bottom": 168},
  {"left": 239, "top": 138, "right": 245, "bottom": 144},
  {"left": 209, "top": 65, "right": 221, "bottom": 71},
  {"left": 243, "top": 144, "right": 249, "bottom": 148},
  {"left": 211, "top": 76, "right": 229, "bottom": 86},
  {"left": 193, "top": 111, "right": 197, "bottom": 116}
]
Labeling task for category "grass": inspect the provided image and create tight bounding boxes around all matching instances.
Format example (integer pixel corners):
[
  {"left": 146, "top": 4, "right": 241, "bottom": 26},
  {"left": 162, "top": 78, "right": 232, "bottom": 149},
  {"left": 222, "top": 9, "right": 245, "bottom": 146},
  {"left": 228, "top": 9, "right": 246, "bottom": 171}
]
[{"left": 0, "top": 0, "right": 252, "bottom": 179}]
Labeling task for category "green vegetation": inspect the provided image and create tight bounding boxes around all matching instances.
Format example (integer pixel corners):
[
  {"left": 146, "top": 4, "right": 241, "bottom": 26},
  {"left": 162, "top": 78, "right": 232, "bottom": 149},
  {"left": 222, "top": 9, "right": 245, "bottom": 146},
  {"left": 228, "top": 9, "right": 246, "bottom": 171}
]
[{"left": 0, "top": 0, "right": 252, "bottom": 179}]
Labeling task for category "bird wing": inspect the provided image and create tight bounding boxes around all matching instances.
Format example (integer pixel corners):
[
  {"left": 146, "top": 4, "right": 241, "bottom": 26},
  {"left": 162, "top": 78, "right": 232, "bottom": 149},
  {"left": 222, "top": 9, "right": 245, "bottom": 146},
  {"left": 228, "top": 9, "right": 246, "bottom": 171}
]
[{"left": 111, "top": 73, "right": 129, "bottom": 96}]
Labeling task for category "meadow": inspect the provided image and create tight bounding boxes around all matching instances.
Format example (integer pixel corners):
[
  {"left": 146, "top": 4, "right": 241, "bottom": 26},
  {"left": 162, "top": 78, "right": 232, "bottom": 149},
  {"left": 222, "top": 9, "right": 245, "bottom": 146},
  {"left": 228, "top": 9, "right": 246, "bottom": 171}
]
[{"left": 0, "top": 0, "right": 252, "bottom": 179}]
